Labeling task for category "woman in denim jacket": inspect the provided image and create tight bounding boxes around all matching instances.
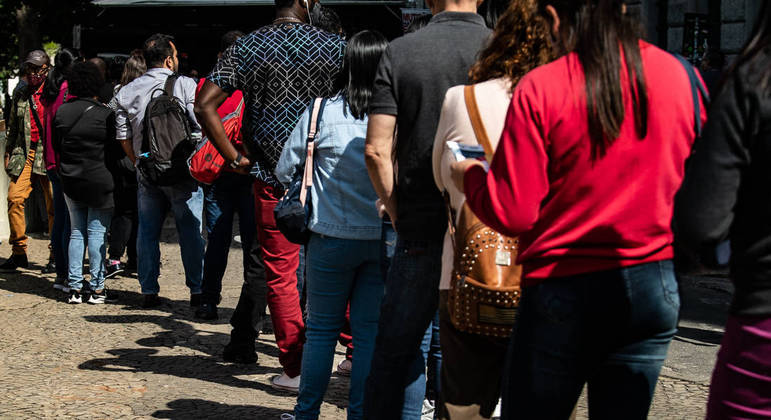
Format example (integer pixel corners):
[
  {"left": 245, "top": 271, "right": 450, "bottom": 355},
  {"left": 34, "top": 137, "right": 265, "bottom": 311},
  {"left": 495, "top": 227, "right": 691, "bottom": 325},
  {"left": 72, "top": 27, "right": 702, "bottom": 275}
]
[{"left": 275, "top": 30, "right": 388, "bottom": 420}]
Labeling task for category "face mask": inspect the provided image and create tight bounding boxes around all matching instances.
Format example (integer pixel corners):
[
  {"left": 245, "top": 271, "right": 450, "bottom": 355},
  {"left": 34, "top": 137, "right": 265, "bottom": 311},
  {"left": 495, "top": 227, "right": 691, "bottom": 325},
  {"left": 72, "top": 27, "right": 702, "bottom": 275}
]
[{"left": 28, "top": 74, "right": 46, "bottom": 87}]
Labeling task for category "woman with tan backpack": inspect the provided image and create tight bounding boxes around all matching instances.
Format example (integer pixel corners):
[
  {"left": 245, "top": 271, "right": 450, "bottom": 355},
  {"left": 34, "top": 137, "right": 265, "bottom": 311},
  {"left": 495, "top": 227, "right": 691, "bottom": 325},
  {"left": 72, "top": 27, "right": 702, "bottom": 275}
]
[{"left": 431, "top": 0, "right": 554, "bottom": 417}]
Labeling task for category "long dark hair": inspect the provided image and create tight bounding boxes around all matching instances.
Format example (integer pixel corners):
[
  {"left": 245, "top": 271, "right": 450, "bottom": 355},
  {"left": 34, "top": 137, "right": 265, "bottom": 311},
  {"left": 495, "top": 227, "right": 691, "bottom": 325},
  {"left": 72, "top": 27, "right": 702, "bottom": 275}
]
[
  {"left": 42, "top": 48, "right": 78, "bottom": 103},
  {"left": 541, "top": 0, "right": 648, "bottom": 159},
  {"left": 335, "top": 30, "right": 388, "bottom": 120},
  {"left": 728, "top": 1, "right": 771, "bottom": 92}
]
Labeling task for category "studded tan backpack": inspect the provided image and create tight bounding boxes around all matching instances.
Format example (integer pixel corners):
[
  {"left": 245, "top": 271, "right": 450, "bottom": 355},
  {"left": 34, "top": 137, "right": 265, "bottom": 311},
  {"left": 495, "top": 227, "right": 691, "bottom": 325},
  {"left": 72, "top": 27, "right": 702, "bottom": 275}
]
[{"left": 446, "top": 85, "right": 523, "bottom": 338}]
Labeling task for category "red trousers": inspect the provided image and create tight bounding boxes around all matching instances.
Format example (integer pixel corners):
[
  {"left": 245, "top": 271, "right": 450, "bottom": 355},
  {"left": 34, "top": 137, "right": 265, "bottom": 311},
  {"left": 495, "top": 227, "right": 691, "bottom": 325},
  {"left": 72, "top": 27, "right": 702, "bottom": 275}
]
[{"left": 254, "top": 180, "right": 305, "bottom": 377}]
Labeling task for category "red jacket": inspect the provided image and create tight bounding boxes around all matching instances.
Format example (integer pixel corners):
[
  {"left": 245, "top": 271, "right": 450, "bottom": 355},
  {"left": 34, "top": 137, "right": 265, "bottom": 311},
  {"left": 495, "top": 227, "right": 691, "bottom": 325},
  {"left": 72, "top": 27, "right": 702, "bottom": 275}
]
[{"left": 464, "top": 42, "right": 707, "bottom": 285}]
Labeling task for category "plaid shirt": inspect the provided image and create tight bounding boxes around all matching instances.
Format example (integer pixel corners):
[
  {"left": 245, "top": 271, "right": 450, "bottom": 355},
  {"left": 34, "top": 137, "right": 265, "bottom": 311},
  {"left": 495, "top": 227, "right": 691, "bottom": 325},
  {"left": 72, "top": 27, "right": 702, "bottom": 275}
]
[{"left": 207, "top": 22, "right": 345, "bottom": 187}]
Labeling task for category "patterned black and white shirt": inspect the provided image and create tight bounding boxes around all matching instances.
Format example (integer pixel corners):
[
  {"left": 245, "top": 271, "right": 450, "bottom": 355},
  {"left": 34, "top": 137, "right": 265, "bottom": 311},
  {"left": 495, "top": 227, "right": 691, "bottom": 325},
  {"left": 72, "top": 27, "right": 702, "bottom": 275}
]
[{"left": 208, "top": 22, "right": 345, "bottom": 187}]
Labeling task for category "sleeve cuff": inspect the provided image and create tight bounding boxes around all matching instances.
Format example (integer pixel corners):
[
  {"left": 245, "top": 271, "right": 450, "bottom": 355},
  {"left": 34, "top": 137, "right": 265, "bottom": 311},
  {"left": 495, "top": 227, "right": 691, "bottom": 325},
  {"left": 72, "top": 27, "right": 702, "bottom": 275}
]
[
  {"left": 368, "top": 104, "right": 398, "bottom": 116},
  {"left": 464, "top": 164, "right": 487, "bottom": 197}
]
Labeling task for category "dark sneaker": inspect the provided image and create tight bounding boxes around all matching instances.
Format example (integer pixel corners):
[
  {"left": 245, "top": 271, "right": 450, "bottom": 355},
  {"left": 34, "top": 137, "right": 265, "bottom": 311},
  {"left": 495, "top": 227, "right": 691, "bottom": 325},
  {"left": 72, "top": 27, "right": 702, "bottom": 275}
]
[
  {"left": 223, "top": 341, "right": 257, "bottom": 364},
  {"left": 89, "top": 289, "right": 118, "bottom": 304},
  {"left": 0, "top": 254, "right": 28, "bottom": 272},
  {"left": 194, "top": 303, "right": 218, "bottom": 320},
  {"left": 104, "top": 260, "right": 124, "bottom": 279},
  {"left": 88, "top": 291, "right": 106, "bottom": 304},
  {"left": 41, "top": 260, "right": 56, "bottom": 274},
  {"left": 142, "top": 294, "right": 161, "bottom": 308},
  {"left": 53, "top": 277, "right": 70, "bottom": 293},
  {"left": 67, "top": 290, "right": 84, "bottom": 304},
  {"left": 190, "top": 293, "right": 203, "bottom": 307}
]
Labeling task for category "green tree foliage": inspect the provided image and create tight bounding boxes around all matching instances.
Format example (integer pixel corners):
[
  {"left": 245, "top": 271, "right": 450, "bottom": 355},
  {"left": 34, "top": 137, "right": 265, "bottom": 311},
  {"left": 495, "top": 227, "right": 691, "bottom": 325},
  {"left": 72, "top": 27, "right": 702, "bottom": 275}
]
[{"left": 0, "top": 0, "right": 95, "bottom": 79}]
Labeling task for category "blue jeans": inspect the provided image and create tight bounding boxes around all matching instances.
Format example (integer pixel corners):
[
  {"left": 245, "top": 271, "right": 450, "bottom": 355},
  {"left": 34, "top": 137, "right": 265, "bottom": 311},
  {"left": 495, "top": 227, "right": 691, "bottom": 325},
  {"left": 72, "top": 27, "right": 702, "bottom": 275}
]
[
  {"left": 294, "top": 233, "right": 386, "bottom": 420},
  {"left": 137, "top": 175, "right": 204, "bottom": 295},
  {"left": 501, "top": 260, "right": 680, "bottom": 419},
  {"left": 47, "top": 170, "right": 70, "bottom": 279},
  {"left": 425, "top": 310, "right": 442, "bottom": 402},
  {"left": 202, "top": 172, "right": 255, "bottom": 304},
  {"left": 364, "top": 236, "right": 443, "bottom": 420},
  {"left": 64, "top": 196, "right": 112, "bottom": 292}
]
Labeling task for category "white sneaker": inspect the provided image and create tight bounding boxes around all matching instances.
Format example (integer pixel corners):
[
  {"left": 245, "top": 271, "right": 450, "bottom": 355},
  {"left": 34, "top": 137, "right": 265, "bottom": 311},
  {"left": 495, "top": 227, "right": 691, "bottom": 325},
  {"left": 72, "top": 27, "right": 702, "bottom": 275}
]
[
  {"left": 67, "top": 291, "right": 83, "bottom": 304},
  {"left": 280, "top": 414, "right": 295, "bottom": 420},
  {"left": 493, "top": 398, "right": 501, "bottom": 419},
  {"left": 422, "top": 399, "right": 435, "bottom": 420},
  {"left": 233, "top": 235, "right": 242, "bottom": 245},
  {"left": 88, "top": 292, "right": 106, "bottom": 304},
  {"left": 336, "top": 358, "right": 352, "bottom": 376},
  {"left": 270, "top": 372, "right": 300, "bottom": 393}
]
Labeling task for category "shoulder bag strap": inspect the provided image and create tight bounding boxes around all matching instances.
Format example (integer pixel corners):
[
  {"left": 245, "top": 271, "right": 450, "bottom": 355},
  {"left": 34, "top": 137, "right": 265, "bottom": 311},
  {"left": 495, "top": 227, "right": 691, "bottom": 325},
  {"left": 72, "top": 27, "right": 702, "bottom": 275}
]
[
  {"left": 464, "top": 85, "right": 494, "bottom": 162},
  {"left": 63, "top": 103, "right": 97, "bottom": 139},
  {"left": 299, "top": 97, "right": 325, "bottom": 206},
  {"left": 673, "top": 54, "right": 710, "bottom": 136}
]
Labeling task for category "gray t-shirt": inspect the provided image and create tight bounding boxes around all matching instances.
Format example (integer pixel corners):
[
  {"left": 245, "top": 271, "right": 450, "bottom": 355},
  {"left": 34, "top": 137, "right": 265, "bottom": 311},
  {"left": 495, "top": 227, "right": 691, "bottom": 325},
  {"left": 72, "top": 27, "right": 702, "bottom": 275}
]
[{"left": 369, "top": 11, "right": 491, "bottom": 241}]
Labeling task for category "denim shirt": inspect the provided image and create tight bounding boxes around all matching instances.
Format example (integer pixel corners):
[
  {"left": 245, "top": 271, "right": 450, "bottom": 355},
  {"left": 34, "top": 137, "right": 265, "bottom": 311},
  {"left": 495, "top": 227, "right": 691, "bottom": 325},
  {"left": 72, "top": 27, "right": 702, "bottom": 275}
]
[{"left": 275, "top": 96, "right": 381, "bottom": 240}]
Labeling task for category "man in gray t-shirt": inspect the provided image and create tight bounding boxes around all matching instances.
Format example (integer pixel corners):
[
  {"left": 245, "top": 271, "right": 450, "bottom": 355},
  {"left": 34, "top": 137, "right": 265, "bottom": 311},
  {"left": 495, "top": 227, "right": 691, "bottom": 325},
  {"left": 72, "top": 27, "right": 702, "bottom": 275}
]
[{"left": 363, "top": 0, "right": 490, "bottom": 417}]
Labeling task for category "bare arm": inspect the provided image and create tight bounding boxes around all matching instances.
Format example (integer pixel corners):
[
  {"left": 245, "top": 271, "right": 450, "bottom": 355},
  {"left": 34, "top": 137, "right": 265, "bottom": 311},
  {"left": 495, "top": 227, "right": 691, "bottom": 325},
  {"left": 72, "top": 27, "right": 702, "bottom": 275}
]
[
  {"left": 364, "top": 113, "right": 397, "bottom": 223},
  {"left": 120, "top": 139, "right": 136, "bottom": 165},
  {"left": 194, "top": 80, "right": 250, "bottom": 171}
]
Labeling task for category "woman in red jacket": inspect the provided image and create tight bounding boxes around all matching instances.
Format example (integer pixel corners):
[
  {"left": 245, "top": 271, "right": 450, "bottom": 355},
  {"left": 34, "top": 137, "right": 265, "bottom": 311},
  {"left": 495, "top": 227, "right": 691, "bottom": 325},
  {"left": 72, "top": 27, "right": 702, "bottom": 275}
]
[{"left": 451, "top": 0, "right": 707, "bottom": 418}]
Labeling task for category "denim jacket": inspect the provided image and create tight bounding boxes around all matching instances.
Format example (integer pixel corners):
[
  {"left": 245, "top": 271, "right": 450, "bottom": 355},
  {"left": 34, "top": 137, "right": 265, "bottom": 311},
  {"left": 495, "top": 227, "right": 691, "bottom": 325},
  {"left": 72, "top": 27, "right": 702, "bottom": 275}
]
[{"left": 275, "top": 96, "right": 381, "bottom": 240}]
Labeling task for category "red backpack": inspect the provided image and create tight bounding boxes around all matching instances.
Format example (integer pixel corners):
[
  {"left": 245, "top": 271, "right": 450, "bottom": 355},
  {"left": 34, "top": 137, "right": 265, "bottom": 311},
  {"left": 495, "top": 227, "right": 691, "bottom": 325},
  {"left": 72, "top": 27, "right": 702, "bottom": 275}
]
[{"left": 187, "top": 100, "right": 244, "bottom": 184}]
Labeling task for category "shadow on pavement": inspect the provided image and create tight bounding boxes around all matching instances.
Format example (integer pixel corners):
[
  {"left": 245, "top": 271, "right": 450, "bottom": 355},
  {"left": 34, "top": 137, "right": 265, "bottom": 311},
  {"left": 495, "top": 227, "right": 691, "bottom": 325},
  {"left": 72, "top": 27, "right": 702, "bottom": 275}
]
[
  {"left": 674, "top": 326, "right": 723, "bottom": 346},
  {"left": 151, "top": 398, "right": 289, "bottom": 419},
  {"left": 81, "top": 313, "right": 283, "bottom": 391},
  {"left": 79, "top": 348, "right": 281, "bottom": 391}
]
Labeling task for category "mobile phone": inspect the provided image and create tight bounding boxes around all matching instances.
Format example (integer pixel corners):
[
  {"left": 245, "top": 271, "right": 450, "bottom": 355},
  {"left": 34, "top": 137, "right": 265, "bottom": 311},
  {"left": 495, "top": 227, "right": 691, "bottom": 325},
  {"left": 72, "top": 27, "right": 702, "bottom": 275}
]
[{"left": 447, "top": 142, "right": 485, "bottom": 162}]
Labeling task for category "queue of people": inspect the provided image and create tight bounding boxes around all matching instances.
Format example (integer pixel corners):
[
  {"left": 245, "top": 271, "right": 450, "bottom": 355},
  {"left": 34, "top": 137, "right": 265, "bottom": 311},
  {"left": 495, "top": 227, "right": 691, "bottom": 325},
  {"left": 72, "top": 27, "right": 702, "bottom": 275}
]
[{"left": 2, "top": 0, "right": 771, "bottom": 418}]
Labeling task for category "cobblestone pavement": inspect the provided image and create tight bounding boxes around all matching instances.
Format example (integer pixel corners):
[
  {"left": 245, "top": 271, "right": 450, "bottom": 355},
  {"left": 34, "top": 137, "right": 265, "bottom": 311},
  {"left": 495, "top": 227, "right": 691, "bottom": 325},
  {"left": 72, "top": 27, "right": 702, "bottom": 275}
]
[{"left": 0, "top": 234, "right": 717, "bottom": 419}]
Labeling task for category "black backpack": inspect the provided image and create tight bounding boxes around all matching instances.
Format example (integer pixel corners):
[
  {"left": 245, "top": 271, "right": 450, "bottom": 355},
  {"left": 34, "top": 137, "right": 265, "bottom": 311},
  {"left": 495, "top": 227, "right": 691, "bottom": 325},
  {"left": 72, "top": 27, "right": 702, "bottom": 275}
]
[{"left": 137, "top": 74, "right": 196, "bottom": 186}]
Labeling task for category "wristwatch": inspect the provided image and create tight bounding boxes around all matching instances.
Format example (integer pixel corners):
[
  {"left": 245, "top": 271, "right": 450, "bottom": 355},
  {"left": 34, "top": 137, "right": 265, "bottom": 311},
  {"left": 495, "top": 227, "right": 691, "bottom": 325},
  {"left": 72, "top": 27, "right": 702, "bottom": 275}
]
[{"left": 229, "top": 152, "right": 243, "bottom": 169}]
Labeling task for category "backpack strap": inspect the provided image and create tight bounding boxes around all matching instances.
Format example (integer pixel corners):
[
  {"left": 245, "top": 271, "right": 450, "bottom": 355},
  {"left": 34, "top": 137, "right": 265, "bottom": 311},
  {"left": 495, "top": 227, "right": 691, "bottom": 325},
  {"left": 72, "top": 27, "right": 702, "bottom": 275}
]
[
  {"left": 464, "top": 85, "right": 494, "bottom": 162},
  {"left": 164, "top": 73, "right": 180, "bottom": 97},
  {"left": 673, "top": 54, "right": 710, "bottom": 137},
  {"left": 299, "top": 97, "right": 326, "bottom": 206}
]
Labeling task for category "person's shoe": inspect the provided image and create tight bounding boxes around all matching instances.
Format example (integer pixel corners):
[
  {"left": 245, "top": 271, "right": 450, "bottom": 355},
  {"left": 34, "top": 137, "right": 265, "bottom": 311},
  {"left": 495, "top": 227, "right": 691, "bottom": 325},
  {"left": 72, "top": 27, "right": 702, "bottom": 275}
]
[
  {"left": 88, "top": 291, "right": 107, "bottom": 304},
  {"left": 53, "top": 277, "right": 70, "bottom": 293},
  {"left": 194, "top": 302, "right": 218, "bottom": 320},
  {"left": 421, "top": 399, "right": 436, "bottom": 420},
  {"left": 67, "top": 290, "right": 84, "bottom": 304},
  {"left": 190, "top": 293, "right": 203, "bottom": 307},
  {"left": 41, "top": 260, "right": 56, "bottom": 274},
  {"left": 336, "top": 358, "right": 352, "bottom": 376},
  {"left": 104, "top": 260, "right": 124, "bottom": 279},
  {"left": 233, "top": 235, "right": 242, "bottom": 245},
  {"left": 0, "top": 254, "right": 28, "bottom": 272},
  {"left": 222, "top": 341, "right": 257, "bottom": 364},
  {"left": 280, "top": 414, "right": 295, "bottom": 420},
  {"left": 270, "top": 372, "right": 300, "bottom": 393},
  {"left": 142, "top": 294, "right": 161, "bottom": 308},
  {"left": 88, "top": 289, "right": 117, "bottom": 304}
]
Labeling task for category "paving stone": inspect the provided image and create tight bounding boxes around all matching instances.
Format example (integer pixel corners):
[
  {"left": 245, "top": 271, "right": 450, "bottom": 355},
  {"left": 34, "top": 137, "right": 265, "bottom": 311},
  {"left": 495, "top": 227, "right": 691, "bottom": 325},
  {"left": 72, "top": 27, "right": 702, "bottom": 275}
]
[{"left": 0, "top": 236, "right": 711, "bottom": 418}]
